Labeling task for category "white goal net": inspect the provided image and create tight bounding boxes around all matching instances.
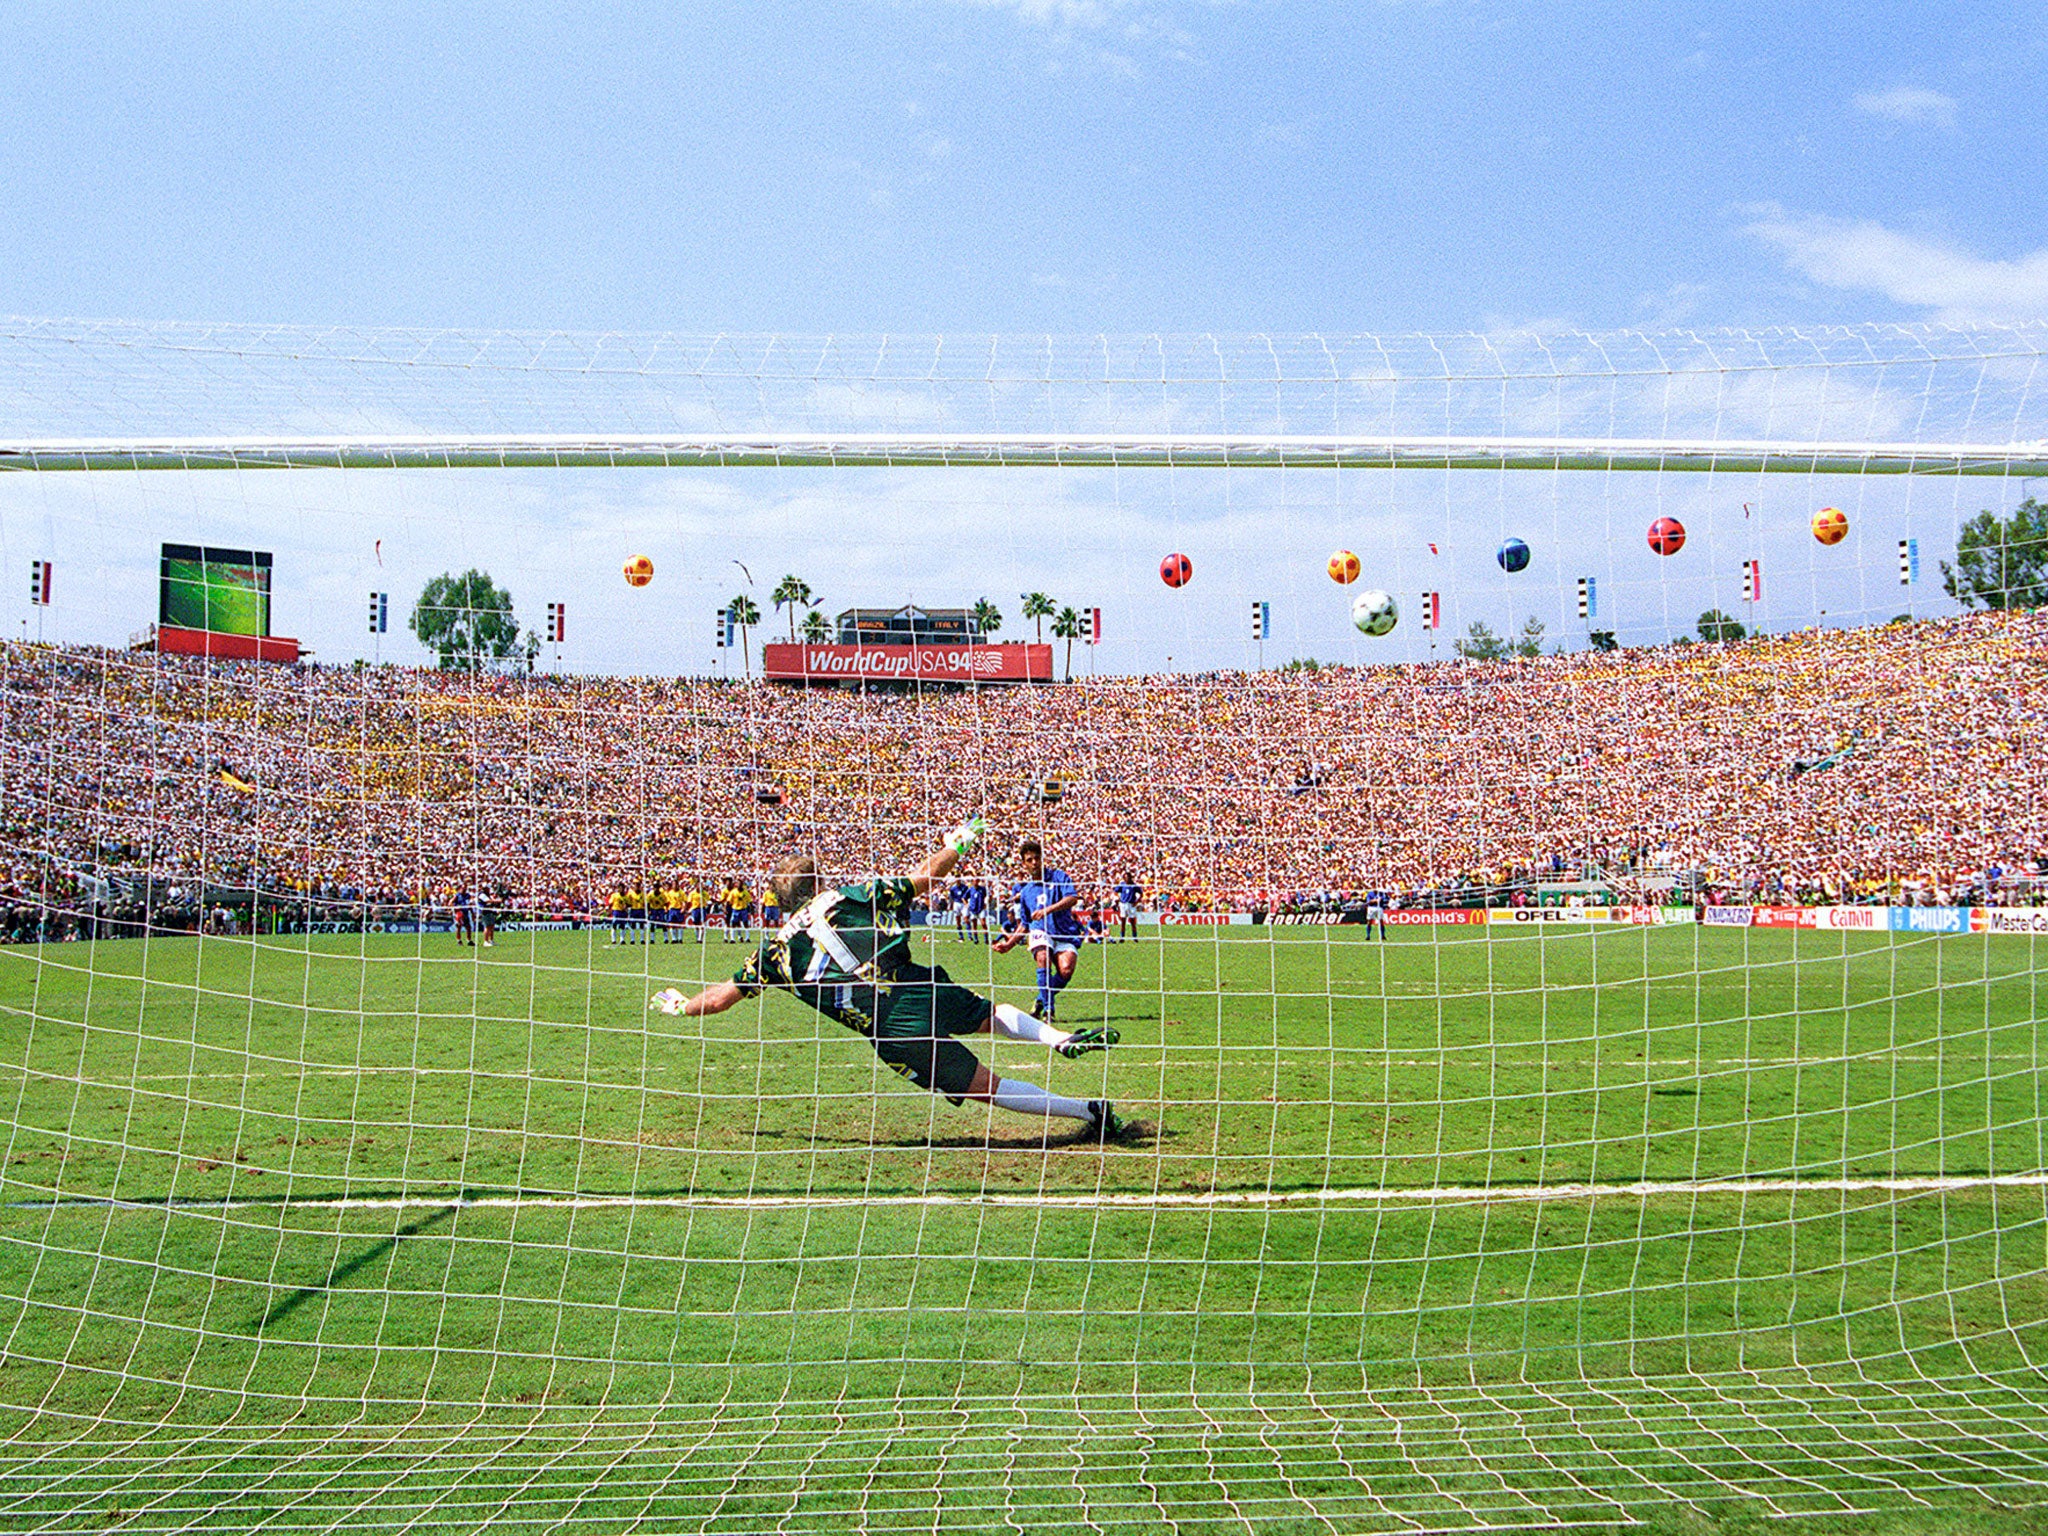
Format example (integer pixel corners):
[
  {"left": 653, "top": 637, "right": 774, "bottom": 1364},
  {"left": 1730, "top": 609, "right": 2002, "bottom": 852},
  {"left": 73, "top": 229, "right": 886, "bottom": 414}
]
[{"left": 2, "top": 318, "right": 2048, "bottom": 1532}]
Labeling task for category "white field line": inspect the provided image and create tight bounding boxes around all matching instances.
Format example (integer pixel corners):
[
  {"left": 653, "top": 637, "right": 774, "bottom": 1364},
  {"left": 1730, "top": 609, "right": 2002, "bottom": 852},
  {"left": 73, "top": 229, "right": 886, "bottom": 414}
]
[
  {"left": 14, "top": 1174, "right": 2048, "bottom": 1216},
  {"left": 2, "top": 1055, "right": 2042, "bottom": 1085}
]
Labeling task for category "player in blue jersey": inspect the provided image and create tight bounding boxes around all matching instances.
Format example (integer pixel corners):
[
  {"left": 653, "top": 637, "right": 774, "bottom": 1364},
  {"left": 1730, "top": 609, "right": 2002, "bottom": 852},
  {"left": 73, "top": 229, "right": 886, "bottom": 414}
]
[
  {"left": 1113, "top": 873, "right": 1142, "bottom": 942},
  {"left": 993, "top": 839, "right": 1114, "bottom": 1047}
]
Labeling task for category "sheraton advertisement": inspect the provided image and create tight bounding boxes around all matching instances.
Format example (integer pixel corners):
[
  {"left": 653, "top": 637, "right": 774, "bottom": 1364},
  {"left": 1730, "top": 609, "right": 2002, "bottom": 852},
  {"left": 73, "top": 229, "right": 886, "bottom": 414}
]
[{"left": 763, "top": 642, "right": 1054, "bottom": 684}]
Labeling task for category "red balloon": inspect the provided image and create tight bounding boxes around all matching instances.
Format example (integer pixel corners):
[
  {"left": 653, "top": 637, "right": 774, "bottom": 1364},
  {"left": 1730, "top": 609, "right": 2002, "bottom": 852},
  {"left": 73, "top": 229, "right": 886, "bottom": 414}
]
[
  {"left": 1647, "top": 517, "right": 1687, "bottom": 557},
  {"left": 1160, "top": 552, "right": 1193, "bottom": 588}
]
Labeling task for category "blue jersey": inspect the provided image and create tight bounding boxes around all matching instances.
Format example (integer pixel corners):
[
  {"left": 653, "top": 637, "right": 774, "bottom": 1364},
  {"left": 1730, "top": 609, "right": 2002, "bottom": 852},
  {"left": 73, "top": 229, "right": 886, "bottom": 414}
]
[
  {"left": 1016, "top": 870, "right": 1083, "bottom": 938},
  {"left": 1114, "top": 882, "right": 1141, "bottom": 907}
]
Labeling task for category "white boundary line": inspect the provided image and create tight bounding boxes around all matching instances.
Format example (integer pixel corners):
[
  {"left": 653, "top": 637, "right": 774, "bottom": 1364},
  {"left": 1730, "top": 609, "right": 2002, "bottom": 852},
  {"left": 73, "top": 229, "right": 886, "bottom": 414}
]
[{"left": 14, "top": 1174, "right": 2048, "bottom": 1215}]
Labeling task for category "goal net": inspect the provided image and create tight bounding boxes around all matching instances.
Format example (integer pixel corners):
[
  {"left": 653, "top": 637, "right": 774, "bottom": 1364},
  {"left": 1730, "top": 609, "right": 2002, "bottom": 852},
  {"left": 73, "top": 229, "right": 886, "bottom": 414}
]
[{"left": 3, "top": 318, "right": 2048, "bottom": 1531}]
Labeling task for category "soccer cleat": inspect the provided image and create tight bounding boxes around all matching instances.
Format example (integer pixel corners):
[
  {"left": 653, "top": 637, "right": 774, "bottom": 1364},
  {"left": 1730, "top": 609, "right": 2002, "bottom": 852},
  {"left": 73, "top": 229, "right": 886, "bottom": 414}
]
[
  {"left": 1056, "top": 1026, "right": 1119, "bottom": 1060},
  {"left": 1081, "top": 1100, "right": 1125, "bottom": 1141}
]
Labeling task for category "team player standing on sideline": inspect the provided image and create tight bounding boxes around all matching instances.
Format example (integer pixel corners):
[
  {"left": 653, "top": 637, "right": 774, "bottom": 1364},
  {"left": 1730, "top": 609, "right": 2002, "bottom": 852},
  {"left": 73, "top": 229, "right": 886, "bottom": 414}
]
[
  {"left": 994, "top": 839, "right": 1114, "bottom": 1048},
  {"left": 1113, "top": 873, "right": 1142, "bottom": 942},
  {"left": 652, "top": 818, "right": 1126, "bottom": 1141}
]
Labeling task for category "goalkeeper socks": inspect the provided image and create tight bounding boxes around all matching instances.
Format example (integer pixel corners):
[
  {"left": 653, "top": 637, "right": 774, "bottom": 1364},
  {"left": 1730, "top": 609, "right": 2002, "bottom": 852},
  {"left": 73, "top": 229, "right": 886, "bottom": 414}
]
[
  {"left": 991, "top": 1002, "right": 1070, "bottom": 1046},
  {"left": 991, "top": 1077, "right": 1094, "bottom": 1123}
]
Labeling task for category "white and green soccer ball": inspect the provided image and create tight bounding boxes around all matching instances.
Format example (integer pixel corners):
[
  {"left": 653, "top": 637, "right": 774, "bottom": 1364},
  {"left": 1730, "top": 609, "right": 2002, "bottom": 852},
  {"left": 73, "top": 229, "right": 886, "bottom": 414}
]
[{"left": 1351, "top": 589, "right": 1398, "bottom": 636}]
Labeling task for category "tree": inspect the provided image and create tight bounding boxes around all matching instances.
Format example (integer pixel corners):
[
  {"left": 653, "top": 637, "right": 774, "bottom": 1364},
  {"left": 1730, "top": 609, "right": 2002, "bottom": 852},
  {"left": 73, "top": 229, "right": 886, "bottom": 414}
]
[
  {"left": 772, "top": 574, "right": 814, "bottom": 640},
  {"left": 410, "top": 570, "right": 523, "bottom": 672},
  {"left": 1696, "top": 608, "right": 1747, "bottom": 643},
  {"left": 1051, "top": 605, "right": 1083, "bottom": 680},
  {"left": 1454, "top": 621, "right": 1507, "bottom": 661},
  {"left": 1588, "top": 630, "right": 1618, "bottom": 652},
  {"left": 972, "top": 597, "right": 1003, "bottom": 639},
  {"left": 800, "top": 609, "right": 831, "bottom": 644},
  {"left": 1943, "top": 498, "right": 2048, "bottom": 610},
  {"left": 1512, "top": 616, "right": 1546, "bottom": 658},
  {"left": 1021, "top": 591, "right": 1055, "bottom": 643},
  {"left": 727, "top": 594, "right": 761, "bottom": 678}
]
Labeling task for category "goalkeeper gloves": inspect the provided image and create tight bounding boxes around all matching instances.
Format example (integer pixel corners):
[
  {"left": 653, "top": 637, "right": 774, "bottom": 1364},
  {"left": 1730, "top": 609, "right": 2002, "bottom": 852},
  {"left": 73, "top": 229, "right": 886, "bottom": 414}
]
[
  {"left": 944, "top": 815, "right": 988, "bottom": 856},
  {"left": 649, "top": 987, "right": 686, "bottom": 1016}
]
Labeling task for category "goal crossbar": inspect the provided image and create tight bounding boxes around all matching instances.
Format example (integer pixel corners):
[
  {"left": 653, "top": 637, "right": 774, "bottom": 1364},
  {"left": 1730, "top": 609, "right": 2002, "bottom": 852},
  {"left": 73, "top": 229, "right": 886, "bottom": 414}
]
[{"left": 3, "top": 433, "right": 2046, "bottom": 474}]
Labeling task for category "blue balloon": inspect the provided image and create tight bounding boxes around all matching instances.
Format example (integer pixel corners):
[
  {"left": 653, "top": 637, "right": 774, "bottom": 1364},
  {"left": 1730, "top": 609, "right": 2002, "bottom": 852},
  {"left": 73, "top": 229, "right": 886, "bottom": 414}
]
[{"left": 1497, "top": 537, "right": 1531, "bottom": 573}]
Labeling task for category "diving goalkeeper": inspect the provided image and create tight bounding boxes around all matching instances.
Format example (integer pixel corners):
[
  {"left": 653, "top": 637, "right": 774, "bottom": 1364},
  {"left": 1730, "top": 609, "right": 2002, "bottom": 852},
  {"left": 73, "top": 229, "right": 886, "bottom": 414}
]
[{"left": 652, "top": 818, "right": 1126, "bottom": 1141}]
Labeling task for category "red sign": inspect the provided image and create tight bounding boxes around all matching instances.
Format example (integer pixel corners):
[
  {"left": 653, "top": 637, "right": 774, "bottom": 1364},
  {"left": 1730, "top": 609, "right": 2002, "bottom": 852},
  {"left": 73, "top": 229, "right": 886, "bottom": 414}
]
[
  {"left": 157, "top": 625, "right": 301, "bottom": 664},
  {"left": 1160, "top": 912, "right": 1235, "bottom": 925},
  {"left": 1385, "top": 909, "right": 1486, "bottom": 926},
  {"left": 763, "top": 642, "right": 1053, "bottom": 684},
  {"left": 1752, "top": 906, "right": 1816, "bottom": 929}
]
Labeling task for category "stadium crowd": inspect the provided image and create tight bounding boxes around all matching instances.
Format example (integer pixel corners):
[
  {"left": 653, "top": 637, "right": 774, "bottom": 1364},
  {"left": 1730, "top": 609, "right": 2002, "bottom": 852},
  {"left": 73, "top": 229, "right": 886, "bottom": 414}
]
[{"left": 0, "top": 609, "right": 2043, "bottom": 938}]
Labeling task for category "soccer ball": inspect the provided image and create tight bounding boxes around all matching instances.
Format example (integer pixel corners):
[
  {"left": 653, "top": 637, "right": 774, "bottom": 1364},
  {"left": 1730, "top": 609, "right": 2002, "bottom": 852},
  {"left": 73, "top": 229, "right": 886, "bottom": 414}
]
[
  {"left": 1351, "top": 589, "right": 1398, "bottom": 636},
  {"left": 1497, "top": 538, "right": 1531, "bottom": 573},
  {"left": 1812, "top": 507, "right": 1849, "bottom": 545},
  {"left": 1647, "top": 517, "right": 1687, "bottom": 556},
  {"left": 1327, "top": 549, "right": 1361, "bottom": 585},
  {"left": 623, "top": 554, "right": 654, "bottom": 587},
  {"left": 1160, "top": 552, "right": 1193, "bottom": 588}
]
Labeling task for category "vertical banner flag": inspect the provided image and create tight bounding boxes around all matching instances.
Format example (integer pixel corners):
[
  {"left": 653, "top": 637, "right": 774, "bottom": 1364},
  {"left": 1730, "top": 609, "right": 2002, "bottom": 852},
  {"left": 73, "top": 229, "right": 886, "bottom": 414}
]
[
  {"left": 1743, "top": 560, "right": 1762, "bottom": 603},
  {"left": 29, "top": 561, "right": 51, "bottom": 606},
  {"left": 546, "top": 602, "right": 566, "bottom": 644},
  {"left": 1250, "top": 601, "right": 1271, "bottom": 641},
  {"left": 1899, "top": 539, "right": 1919, "bottom": 585},
  {"left": 367, "top": 591, "right": 388, "bottom": 634},
  {"left": 1421, "top": 592, "right": 1441, "bottom": 630},
  {"left": 1086, "top": 606, "right": 1102, "bottom": 644},
  {"left": 1576, "top": 576, "right": 1597, "bottom": 620},
  {"left": 715, "top": 607, "right": 735, "bottom": 648}
]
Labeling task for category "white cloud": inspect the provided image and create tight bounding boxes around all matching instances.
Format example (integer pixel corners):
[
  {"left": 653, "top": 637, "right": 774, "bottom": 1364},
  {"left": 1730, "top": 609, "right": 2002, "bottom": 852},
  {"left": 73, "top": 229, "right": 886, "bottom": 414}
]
[
  {"left": 943, "top": 0, "right": 1211, "bottom": 68},
  {"left": 1745, "top": 207, "right": 2048, "bottom": 324},
  {"left": 1853, "top": 86, "right": 1958, "bottom": 128}
]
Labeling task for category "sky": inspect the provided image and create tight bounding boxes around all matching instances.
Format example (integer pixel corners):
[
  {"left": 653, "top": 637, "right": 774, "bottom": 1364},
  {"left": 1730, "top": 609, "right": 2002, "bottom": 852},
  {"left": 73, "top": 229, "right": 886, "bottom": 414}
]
[{"left": 2, "top": 0, "right": 2045, "bottom": 673}]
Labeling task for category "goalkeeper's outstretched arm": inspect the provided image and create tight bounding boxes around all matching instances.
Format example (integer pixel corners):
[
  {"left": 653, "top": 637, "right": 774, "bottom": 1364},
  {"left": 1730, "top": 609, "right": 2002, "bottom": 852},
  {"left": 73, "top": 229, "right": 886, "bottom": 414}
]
[{"left": 908, "top": 816, "right": 987, "bottom": 897}]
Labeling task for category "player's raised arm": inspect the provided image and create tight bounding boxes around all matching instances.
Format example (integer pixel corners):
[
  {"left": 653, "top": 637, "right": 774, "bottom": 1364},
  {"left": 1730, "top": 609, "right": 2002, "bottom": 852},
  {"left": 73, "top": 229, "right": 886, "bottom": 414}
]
[{"left": 908, "top": 816, "right": 988, "bottom": 896}]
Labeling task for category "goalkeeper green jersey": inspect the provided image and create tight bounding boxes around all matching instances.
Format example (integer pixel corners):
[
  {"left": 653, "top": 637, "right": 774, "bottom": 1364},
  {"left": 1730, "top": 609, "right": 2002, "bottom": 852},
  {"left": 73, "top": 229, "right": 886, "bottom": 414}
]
[{"left": 732, "top": 878, "right": 918, "bottom": 1035}]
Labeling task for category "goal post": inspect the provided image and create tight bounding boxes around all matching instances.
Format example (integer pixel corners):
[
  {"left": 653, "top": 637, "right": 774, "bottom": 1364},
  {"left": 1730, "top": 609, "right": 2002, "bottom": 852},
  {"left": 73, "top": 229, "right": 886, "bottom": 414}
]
[{"left": 2, "top": 317, "right": 2048, "bottom": 1532}]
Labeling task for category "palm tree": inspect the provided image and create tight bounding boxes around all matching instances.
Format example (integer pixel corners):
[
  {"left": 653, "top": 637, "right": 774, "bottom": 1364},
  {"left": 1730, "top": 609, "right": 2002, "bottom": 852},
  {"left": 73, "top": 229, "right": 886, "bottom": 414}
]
[
  {"left": 971, "top": 597, "right": 1003, "bottom": 641},
  {"left": 800, "top": 608, "right": 830, "bottom": 644},
  {"left": 728, "top": 594, "right": 761, "bottom": 678},
  {"left": 772, "top": 575, "right": 813, "bottom": 641},
  {"left": 1020, "top": 592, "right": 1054, "bottom": 643},
  {"left": 1051, "top": 605, "right": 1082, "bottom": 681}
]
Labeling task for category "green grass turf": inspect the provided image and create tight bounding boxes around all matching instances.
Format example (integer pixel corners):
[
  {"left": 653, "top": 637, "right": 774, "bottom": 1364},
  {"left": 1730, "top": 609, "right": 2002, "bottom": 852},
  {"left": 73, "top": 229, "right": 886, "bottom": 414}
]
[{"left": 4, "top": 924, "right": 2048, "bottom": 1532}]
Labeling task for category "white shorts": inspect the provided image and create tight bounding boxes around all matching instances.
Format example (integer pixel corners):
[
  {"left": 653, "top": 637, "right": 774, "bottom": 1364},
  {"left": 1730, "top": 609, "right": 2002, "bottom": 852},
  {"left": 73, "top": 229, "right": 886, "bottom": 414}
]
[
  {"left": 1029, "top": 933, "right": 1081, "bottom": 958},
  {"left": 1117, "top": 902, "right": 1137, "bottom": 918}
]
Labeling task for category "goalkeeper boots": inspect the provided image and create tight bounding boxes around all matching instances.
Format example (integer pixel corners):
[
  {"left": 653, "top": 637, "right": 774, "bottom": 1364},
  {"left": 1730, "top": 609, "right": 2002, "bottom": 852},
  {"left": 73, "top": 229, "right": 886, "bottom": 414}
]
[
  {"left": 1056, "top": 1026, "right": 1119, "bottom": 1060},
  {"left": 1082, "top": 1100, "right": 1126, "bottom": 1142}
]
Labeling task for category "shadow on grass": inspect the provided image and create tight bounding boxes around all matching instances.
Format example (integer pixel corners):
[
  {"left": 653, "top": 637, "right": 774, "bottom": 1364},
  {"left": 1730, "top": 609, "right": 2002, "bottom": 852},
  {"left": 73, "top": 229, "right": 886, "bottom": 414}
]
[{"left": 258, "top": 1203, "right": 459, "bottom": 1331}]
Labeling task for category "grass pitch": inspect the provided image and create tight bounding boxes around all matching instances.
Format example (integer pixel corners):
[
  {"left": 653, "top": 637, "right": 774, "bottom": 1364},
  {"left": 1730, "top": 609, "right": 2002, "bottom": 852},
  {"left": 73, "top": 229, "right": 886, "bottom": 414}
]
[{"left": 5, "top": 923, "right": 2048, "bottom": 1532}]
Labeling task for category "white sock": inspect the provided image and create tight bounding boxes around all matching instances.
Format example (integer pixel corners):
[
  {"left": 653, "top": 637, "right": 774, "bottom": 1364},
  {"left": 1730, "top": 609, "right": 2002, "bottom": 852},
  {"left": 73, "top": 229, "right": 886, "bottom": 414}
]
[
  {"left": 992, "top": 1002, "right": 1070, "bottom": 1046},
  {"left": 991, "top": 1078, "right": 1095, "bottom": 1122}
]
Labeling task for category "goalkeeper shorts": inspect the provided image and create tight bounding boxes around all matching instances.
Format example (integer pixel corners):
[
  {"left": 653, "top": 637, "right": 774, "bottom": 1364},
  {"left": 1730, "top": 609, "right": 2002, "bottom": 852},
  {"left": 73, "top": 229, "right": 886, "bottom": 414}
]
[{"left": 870, "top": 964, "right": 993, "bottom": 1102}]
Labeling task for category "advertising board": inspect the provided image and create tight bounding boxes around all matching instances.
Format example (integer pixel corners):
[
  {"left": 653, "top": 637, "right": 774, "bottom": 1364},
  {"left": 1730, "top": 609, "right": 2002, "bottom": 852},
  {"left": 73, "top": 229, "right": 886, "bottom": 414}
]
[
  {"left": 1973, "top": 908, "right": 2048, "bottom": 935},
  {"left": 762, "top": 642, "right": 1053, "bottom": 684},
  {"left": 1700, "top": 907, "right": 1753, "bottom": 926},
  {"left": 1750, "top": 906, "right": 1815, "bottom": 929},
  {"left": 1890, "top": 906, "right": 1971, "bottom": 934},
  {"left": 1814, "top": 906, "right": 1887, "bottom": 931},
  {"left": 1384, "top": 910, "right": 1488, "bottom": 926}
]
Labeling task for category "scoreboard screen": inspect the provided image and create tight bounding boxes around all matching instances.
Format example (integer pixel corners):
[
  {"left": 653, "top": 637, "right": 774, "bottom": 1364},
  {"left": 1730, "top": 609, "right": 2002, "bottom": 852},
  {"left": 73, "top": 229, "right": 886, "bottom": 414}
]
[{"left": 160, "top": 545, "right": 272, "bottom": 636}]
